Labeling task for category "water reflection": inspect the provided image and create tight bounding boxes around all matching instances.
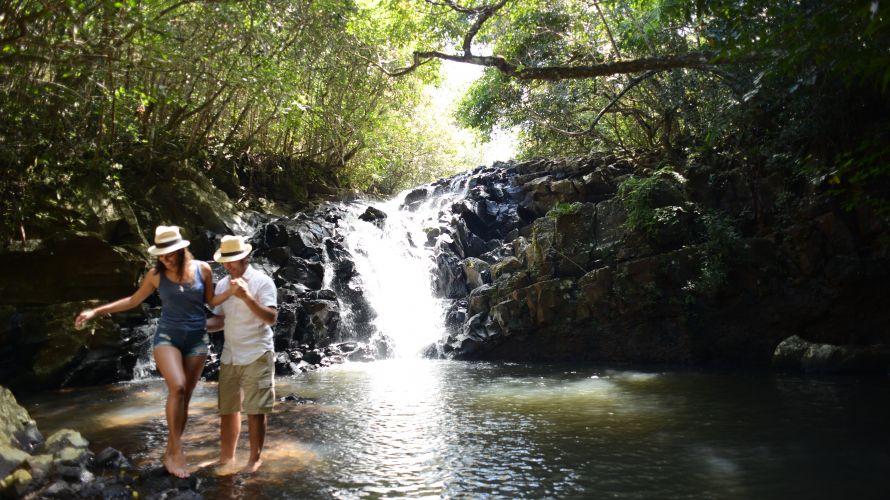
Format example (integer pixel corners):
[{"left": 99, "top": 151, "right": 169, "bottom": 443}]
[{"left": 22, "top": 361, "right": 890, "bottom": 499}]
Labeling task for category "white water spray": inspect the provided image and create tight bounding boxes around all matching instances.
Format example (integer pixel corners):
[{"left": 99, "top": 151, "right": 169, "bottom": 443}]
[{"left": 341, "top": 177, "right": 471, "bottom": 357}]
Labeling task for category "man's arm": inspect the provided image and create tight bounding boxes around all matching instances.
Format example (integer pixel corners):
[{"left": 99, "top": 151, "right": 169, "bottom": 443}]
[
  {"left": 230, "top": 278, "right": 278, "bottom": 325},
  {"left": 207, "top": 314, "right": 225, "bottom": 333}
]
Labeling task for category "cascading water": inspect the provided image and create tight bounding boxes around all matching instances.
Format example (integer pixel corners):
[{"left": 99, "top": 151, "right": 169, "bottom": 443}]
[
  {"left": 128, "top": 319, "right": 159, "bottom": 379},
  {"left": 126, "top": 179, "right": 472, "bottom": 376},
  {"left": 337, "top": 176, "right": 472, "bottom": 357}
]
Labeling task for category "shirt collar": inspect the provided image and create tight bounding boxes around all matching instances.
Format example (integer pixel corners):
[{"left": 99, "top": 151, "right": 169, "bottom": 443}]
[{"left": 239, "top": 264, "right": 256, "bottom": 282}]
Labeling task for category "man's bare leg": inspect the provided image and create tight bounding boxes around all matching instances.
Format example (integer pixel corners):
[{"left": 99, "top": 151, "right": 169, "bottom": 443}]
[
  {"left": 219, "top": 412, "right": 241, "bottom": 467},
  {"left": 244, "top": 414, "right": 267, "bottom": 473}
]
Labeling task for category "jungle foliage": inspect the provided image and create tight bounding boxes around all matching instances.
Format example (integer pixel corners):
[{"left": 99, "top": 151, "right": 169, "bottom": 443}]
[
  {"left": 435, "top": 0, "right": 889, "bottom": 209},
  {"left": 2, "top": 0, "right": 888, "bottom": 245},
  {"left": 0, "top": 0, "right": 458, "bottom": 242}
]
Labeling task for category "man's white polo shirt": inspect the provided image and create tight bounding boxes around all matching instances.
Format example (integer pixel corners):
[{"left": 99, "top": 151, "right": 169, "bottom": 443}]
[{"left": 213, "top": 264, "right": 277, "bottom": 365}]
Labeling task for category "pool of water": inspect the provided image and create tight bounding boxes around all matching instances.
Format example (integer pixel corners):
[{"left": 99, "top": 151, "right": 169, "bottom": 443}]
[{"left": 22, "top": 360, "right": 890, "bottom": 499}]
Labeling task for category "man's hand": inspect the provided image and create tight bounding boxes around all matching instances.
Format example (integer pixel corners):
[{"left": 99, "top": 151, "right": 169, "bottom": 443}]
[
  {"left": 226, "top": 276, "right": 277, "bottom": 326},
  {"left": 230, "top": 278, "right": 251, "bottom": 300}
]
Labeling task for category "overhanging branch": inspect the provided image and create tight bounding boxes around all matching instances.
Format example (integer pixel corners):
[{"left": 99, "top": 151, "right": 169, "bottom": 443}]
[{"left": 387, "top": 50, "right": 726, "bottom": 81}]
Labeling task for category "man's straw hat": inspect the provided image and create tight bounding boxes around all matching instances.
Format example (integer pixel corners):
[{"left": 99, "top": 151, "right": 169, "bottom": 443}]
[{"left": 214, "top": 235, "right": 252, "bottom": 263}]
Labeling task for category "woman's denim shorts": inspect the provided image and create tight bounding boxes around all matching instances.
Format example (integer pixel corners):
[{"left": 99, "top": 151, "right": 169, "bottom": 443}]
[{"left": 153, "top": 323, "right": 209, "bottom": 358}]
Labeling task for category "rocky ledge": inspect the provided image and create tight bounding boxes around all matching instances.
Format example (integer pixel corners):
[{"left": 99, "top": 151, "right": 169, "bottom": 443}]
[
  {"left": 0, "top": 385, "right": 201, "bottom": 499},
  {"left": 404, "top": 155, "right": 890, "bottom": 370}
]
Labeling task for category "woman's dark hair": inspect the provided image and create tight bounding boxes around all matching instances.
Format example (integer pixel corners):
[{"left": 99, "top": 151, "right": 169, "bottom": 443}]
[{"left": 154, "top": 248, "right": 192, "bottom": 281}]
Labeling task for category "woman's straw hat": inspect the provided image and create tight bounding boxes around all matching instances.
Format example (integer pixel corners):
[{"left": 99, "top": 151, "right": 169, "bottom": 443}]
[
  {"left": 214, "top": 235, "right": 252, "bottom": 263},
  {"left": 147, "top": 225, "right": 190, "bottom": 256}
]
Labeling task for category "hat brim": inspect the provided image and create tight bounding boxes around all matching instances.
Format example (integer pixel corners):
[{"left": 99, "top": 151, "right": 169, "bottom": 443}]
[
  {"left": 213, "top": 244, "right": 252, "bottom": 263},
  {"left": 148, "top": 239, "right": 190, "bottom": 256}
]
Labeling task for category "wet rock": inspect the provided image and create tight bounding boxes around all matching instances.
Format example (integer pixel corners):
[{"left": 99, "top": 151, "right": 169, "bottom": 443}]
[
  {"left": 273, "top": 257, "right": 324, "bottom": 290},
  {"left": 401, "top": 187, "right": 429, "bottom": 210},
  {"left": 293, "top": 298, "right": 341, "bottom": 347},
  {"left": 346, "top": 345, "right": 377, "bottom": 362},
  {"left": 451, "top": 220, "right": 489, "bottom": 258},
  {"left": 0, "top": 387, "right": 144, "bottom": 499},
  {"left": 274, "top": 351, "right": 301, "bottom": 376},
  {"left": 25, "top": 453, "right": 53, "bottom": 481},
  {"left": 359, "top": 206, "right": 387, "bottom": 226},
  {"left": 279, "top": 393, "right": 315, "bottom": 404},
  {"left": 1, "top": 231, "right": 145, "bottom": 307},
  {"left": 42, "top": 429, "right": 89, "bottom": 455},
  {"left": 443, "top": 300, "right": 467, "bottom": 336},
  {"left": 433, "top": 253, "right": 468, "bottom": 298},
  {"left": 137, "top": 466, "right": 201, "bottom": 499},
  {"left": 94, "top": 447, "right": 130, "bottom": 469},
  {"left": 490, "top": 256, "right": 523, "bottom": 281},
  {"left": 325, "top": 239, "right": 357, "bottom": 279},
  {"left": 0, "top": 445, "right": 30, "bottom": 479},
  {"left": 461, "top": 258, "right": 491, "bottom": 290},
  {"left": 0, "top": 468, "right": 32, "bottom": 496},
  {"left": 265, "top": 246, "right": 293, "bottom": 266},
  {"left": 54, "top": 463, "right": 94, "bottom": 482},
  {"left": 303, "top": 349, "right": 324, "bottom": 365},
  {"left": 773, "top": 335, "right": 890, "bottom": 373},
  {"left": 0, "top": 386, "right": 43, "bottom": 454}
]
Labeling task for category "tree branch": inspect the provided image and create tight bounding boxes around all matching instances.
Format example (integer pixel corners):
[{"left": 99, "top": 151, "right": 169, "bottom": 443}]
[
  {"left": 592, "top": 1, "right": 621, "bottom": 59},
  {"left": 527, "top": 70, "right": 658, "bottom": 137},
  {"left": 462, "top": 0, "right": 508, "bottom": 55},
  {"left": 386, "top": 50, "right": 730, "bottom": 81},
  {"left": 583, "top": 70, "right": 657, "bottom": 134}
]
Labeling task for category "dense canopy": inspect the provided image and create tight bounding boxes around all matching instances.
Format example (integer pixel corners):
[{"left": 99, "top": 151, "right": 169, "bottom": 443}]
[{"left": 1, "top": 0, "right": 888, "bottom": 244}]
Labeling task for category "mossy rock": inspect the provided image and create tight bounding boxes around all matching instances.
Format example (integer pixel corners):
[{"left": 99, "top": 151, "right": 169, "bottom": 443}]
[
  {"left": 0, "top": 386, "right": 41, "bottom": 453},
  {"left": 0, "top": 232, "right": 145, "bottom": 306},
  {"left": 0, "top": 303, "right": 140, "bottom": 392}
]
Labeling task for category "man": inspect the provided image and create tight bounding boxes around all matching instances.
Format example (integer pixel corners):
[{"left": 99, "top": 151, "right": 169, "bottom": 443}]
[{"left": 207, "top": 235, "right": 278, "bottom": 473}]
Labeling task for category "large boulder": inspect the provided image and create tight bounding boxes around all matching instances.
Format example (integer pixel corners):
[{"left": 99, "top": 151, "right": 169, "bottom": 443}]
[
  {"left": 142, "top": 175, "right": 245, "bottom": 259},
  {"left": 0, "top": 387, "right": 42, "bottom": 455},
  {"left": 773, "top": 335, "right": 890, "bottom": 373},
  {"left": 1, "top": 232, "right": 145, "bottom": 306},
  {"left": 0, "top": 387, "right": 42, "bottom": 493},
  {"left": 0, "top": 302, "right": 144, "bottom": 392}
]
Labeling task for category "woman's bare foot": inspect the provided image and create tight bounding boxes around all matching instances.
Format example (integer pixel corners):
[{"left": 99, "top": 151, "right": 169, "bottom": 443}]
[
  {"left": 163, "top": 452, "right": 190, "bottom": 479},
  {"left": 243, "top": 458, "right": 263, "bottom": 474}
]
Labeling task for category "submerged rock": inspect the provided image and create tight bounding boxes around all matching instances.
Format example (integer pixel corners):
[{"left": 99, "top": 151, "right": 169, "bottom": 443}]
[
  {"left": 773, "top": 335, "right": 890, "bottom": 373},
  {"left": 0, "top": 386, "right": 155, "bottom": 498}
]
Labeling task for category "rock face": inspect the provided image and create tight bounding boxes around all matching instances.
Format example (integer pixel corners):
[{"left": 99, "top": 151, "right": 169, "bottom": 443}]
[
  {"left": 199, "top": 204, "right": 387, "bottom": 381},
  {"left": 416, "top": 155, "right": 890, "bottom": 368},
  {"left": 0, "top": 159, "right": 266, "bottom": 392},
  {"left": 4, "top": 152, "right": 889, "bottom": 390},
  {"left": 773, "top": 335, "right": 890, "bottom": 372},
  {"left": 0, "top": 385, "right": 205, "bottom": 498}
]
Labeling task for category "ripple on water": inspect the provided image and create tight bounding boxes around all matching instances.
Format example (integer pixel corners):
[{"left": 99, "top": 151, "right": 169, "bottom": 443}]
[{"left": 21, "top": 361, "right": 890, "bottom": 499}]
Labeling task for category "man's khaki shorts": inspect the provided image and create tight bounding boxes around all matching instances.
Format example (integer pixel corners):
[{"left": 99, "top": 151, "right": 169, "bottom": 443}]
[{"left": 218, "top": 351, "right": 275, "bottom": 415}]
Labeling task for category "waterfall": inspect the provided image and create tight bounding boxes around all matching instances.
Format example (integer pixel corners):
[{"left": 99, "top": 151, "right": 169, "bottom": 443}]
[
  {"left": 339, "top": 177, "right": 471, "bottom": 357},
  {"left": 128, "top": 319, "right": 159, "bottom": 380},
  {"left": 124, "top": 181, "right": 474, "bottom": 378}
]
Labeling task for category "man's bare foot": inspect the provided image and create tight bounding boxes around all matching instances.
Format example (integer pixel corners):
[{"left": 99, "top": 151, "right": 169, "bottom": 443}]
[
  {"left": 243, "top": 458, "right": 263, "bottom": 474},
  {"left": 211, "top": 457, "right": 239, "bottom": 476},
  {"left": 163, "top": 452, "right": 190, "bottom": 479}
]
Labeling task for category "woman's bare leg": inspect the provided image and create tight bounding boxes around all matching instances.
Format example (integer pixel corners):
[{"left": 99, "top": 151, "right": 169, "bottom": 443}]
[
  {"left": 181, "top": 355, "right": 207, "bottom": 434},
  {"left": 154, "top": 346, "right": 190, "bottom": 478}
]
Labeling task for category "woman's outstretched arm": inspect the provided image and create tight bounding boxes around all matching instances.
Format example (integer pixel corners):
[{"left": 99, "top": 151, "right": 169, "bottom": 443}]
[{"left": 74, "top": 269, "right": 160, "bottom": 328}]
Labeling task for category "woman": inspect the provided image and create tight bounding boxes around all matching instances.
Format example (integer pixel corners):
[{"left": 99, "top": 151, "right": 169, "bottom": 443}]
[{"left": 75, "top": 225, "right": 222, "bottom": 478}]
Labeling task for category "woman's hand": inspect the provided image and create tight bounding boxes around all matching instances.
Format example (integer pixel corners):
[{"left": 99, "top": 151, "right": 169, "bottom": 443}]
[{"left": 74, "top": 309, "right": 96, "bottom": 329}]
